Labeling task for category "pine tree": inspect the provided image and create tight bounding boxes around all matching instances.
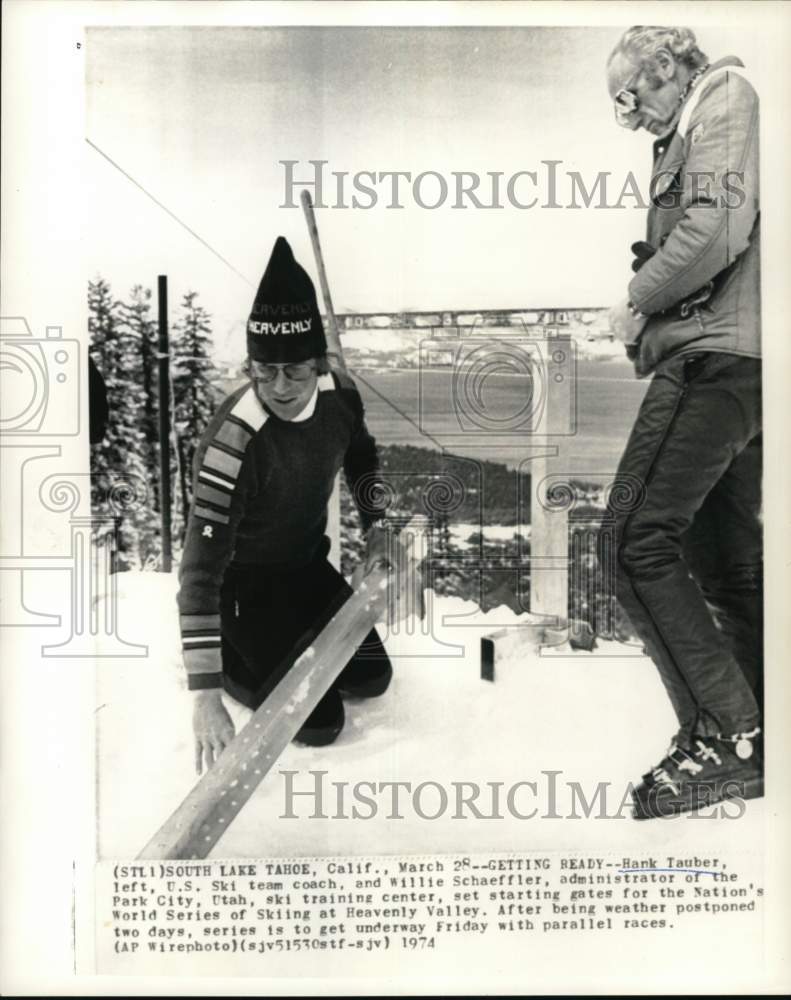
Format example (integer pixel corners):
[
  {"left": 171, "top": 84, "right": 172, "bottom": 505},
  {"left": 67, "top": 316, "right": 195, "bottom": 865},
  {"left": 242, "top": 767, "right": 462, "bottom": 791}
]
[
  {"left": 118, "top": 285, "right": 159, "bottom": 507},
  {"left": 88, "top": 277, "right": 151, "bottom": 568},
  {"left": 171, "top": 291, "right": 218, "bottom": 542}
]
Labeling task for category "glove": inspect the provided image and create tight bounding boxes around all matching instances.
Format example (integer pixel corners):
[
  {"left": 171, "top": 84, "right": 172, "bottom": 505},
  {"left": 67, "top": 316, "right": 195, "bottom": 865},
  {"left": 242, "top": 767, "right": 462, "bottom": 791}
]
[{"left": 630, "top": 241, "right": 657, "bottom": 273}]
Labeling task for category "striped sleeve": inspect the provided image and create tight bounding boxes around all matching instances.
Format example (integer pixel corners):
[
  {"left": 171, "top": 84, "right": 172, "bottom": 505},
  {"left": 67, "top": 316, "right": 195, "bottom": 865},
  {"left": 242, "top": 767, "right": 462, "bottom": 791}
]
[{"left": 177, "top": 385, "right": 267, "bottom": 690}]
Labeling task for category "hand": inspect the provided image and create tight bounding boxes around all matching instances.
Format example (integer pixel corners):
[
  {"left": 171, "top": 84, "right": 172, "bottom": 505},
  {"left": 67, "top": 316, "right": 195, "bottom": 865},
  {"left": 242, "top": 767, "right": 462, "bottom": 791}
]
[
  {"left": 363, "top": 523, "right": 391, "bottom": 575},
  {"left": 608, "top": 298, "right": 648, "bottom": 345},
  {"left": 192, "top": 689, "right": 235, "bottom": 775}
]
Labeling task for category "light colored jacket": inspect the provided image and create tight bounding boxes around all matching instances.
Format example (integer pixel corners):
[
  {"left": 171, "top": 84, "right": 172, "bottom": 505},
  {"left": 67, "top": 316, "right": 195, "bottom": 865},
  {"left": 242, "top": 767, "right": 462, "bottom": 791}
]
[{"left": 628, "top": 57, "right": 760, "bottom": 377}]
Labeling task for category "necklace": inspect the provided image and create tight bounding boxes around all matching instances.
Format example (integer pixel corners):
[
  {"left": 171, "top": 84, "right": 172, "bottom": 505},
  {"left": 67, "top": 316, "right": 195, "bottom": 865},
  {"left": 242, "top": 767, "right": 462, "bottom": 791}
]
[{"left": 678, "top": 63, "right": 710, "bottom": 107}]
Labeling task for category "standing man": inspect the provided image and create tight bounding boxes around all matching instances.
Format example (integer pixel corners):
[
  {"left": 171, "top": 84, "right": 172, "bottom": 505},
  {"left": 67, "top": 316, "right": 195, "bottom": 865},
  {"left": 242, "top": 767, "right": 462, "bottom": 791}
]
[
  {"left": 603, "top": 27, "right": 763, "bottom": 818},
  {"left": 178, "top": 237, "right": 392, "bottom": 773}
]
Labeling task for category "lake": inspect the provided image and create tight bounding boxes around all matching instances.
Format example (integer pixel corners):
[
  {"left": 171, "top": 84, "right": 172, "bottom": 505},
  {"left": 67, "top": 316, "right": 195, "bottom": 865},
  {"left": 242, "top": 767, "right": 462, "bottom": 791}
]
[{"left": 351, "top": 359, "right": 648, "bottom": 479}]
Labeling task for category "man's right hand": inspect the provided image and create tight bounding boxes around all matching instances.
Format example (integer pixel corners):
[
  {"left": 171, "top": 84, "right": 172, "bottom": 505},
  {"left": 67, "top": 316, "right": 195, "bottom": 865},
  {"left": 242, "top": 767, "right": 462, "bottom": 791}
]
[
  {"left": 192, "top": 689, "right": 235, "bottom": 775},
  {"left": 608, "top": 297, "right": 648, "bottom": 345}
]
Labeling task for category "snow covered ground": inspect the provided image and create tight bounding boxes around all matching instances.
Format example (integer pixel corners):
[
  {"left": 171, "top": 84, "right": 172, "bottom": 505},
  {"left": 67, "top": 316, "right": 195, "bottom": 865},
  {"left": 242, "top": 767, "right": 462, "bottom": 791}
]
[
  {"left": 448, "top": 523, "right": 530, "bottom": 550},
  {"left": 97, "top": 571, "right": 765, "bottom": 860}
]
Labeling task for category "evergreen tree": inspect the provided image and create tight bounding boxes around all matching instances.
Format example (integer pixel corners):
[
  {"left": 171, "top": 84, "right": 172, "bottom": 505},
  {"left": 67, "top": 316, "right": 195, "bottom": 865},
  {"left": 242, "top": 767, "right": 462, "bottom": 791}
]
[
  {"left": 118, "top": 285, "right": 159, "bottom": 508},
  {"left": 171, "top": 291, "right": 218, "bottom": 541},
  {"left": 88, "top": 277, "right": 151, "bottom": 568}
]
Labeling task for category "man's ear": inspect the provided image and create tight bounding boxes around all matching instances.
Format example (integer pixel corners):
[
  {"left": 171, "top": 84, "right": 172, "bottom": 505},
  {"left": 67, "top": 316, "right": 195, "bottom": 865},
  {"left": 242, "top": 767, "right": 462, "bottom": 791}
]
[{"left": 653, "top": 47, "right": 677, "bottom": 81}]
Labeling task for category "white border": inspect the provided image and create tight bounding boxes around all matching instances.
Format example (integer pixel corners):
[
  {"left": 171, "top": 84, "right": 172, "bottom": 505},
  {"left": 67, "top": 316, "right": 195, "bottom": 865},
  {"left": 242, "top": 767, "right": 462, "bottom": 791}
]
[{"left": 1, "top": 1, "right": 789, "bottom": 994}]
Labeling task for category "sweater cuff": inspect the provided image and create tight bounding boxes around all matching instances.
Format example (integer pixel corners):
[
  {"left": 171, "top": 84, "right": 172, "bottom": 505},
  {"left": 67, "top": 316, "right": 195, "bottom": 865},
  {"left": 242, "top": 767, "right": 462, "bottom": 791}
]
[{"left": 180, "top": 613, "right": 222, "bottom": 686}]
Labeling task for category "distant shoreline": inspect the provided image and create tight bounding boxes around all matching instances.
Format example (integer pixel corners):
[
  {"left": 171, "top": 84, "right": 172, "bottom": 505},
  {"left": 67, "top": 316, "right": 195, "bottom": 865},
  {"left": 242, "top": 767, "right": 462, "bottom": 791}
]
[{"left": 350, "top": 363, "right": 635, "bottom": 383}]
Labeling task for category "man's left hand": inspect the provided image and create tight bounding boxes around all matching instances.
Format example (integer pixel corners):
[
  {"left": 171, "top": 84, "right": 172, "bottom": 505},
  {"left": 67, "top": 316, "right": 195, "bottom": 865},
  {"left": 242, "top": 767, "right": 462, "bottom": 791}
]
[
  {"left": 356, "top": 520, "right": 426, "bottom": 623},
  {"left": 608, "top": 298, "right": 649, "bottom": 344},
  {"left": 363, "top": 523, "right": 391, "bottom": 575}
]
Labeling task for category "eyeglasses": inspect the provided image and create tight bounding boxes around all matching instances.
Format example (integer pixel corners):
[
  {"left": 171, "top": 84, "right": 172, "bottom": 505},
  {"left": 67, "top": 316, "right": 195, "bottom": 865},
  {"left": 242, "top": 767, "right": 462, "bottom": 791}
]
[
  {"left": 248, "top": 362, "right": 317, "bottom": 384},
  {"left": 613, "top": 71, "right": 642, "bottom": 129}
]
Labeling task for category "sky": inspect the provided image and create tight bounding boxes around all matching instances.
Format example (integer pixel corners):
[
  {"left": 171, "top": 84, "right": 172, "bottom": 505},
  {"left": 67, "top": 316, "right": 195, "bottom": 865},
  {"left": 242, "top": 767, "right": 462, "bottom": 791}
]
[{"left": 85, "top": 24, "right": 763, "bottom": 362}]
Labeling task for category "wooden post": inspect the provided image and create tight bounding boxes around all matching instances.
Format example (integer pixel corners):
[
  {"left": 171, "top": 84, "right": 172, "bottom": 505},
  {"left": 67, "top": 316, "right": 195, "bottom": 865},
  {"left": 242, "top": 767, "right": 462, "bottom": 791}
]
[
  {"left": 300, "top": 191, "right": 344, "bottom": 568},
  {"left": 300, "top": 190, "right": 346, "bottom": 373},
  {"left": 480, "top": 633, "right": 499, "bottom": 682},
  {"left": 157, "top": 275, "right": 173, "bottom": 573},
  {"left": 529, "top": 335, "right": 572, "bottom": 628}
]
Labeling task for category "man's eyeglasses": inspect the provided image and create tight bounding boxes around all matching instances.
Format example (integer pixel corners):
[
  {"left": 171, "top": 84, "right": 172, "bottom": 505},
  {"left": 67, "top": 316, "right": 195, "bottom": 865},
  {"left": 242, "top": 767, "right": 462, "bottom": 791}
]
[
  {"left": 249, "top": 362, "right": 317, "bottom": 384},
  {"left": 614, "top": 71, "right": 642, "bottom": 129}
]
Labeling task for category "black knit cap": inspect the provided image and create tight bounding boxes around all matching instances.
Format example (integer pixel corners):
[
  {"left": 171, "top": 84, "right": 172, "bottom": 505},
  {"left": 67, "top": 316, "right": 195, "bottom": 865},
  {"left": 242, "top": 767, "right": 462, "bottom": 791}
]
[{"left": 246, "top": 237, "right": 327, "bottom": 363}]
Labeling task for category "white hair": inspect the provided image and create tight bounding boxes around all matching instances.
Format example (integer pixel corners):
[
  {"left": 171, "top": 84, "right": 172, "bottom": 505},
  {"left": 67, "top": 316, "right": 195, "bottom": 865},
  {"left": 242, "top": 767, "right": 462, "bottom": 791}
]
[{"left": 609, "top": 26, "right": 708, "bottom": 80}]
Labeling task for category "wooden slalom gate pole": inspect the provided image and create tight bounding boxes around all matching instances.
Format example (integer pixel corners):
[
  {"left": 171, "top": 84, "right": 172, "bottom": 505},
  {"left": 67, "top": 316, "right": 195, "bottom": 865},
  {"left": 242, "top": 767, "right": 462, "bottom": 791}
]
[
  {"left": 300, "top": 189, "right": 345, "bottom": 567},
  {"left": 300, "top": 189, "right": 346, "bottom": 373}
]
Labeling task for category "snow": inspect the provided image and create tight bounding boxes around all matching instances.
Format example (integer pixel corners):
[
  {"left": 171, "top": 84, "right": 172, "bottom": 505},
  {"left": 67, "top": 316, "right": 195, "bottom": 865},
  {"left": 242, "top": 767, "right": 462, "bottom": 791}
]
[
  {"left": 449, "top": 522, "right": 531, "bottom": 550},
  {"left": 287, "top": 677, "right": 312, "bottom": 711},
  {"left": 341, "top": 328, "right": 417, "bottom": 356},
  {"left": 97, "top": 571, "right": 765, "bottom": 860}
]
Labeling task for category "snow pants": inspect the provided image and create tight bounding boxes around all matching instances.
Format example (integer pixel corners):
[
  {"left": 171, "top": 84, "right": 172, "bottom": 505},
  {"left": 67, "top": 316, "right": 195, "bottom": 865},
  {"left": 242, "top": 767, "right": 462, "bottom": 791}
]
[
  {"left": 600, "top": 351, "right": 763, "bottom": 744},
  {"left": 219, "top": 539, "right": 390, "bottom": 710}
]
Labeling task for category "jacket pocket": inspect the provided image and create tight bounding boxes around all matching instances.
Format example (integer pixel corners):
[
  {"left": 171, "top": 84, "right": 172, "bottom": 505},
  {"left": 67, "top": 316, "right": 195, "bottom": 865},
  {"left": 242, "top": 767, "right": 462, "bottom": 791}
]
[{"left": 683, "top": 352, "right": 707, "bottom": 381}]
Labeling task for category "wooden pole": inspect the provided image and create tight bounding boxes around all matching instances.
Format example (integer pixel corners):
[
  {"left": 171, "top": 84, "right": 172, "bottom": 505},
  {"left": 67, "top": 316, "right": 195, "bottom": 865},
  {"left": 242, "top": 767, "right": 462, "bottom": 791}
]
[
  {"left": 157, "top": 275, "right": 173, "bottom": 573},
  {"left": 529, "top": 335, "right": 572, "bottom": 628},
  {"left": 300, "top": 189, "right": 346, "bottom": 372},
  {"left": 300, "top": 190, "right": 344, "bottom": 568}
]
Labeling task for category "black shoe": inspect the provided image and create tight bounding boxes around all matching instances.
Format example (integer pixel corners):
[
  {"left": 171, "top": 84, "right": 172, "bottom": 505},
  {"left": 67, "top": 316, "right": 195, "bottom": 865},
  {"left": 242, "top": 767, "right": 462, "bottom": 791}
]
[
  {"left": 336, "top": 658, "right": 393, "bottom": 698},
  {"left": 632, "top": 728, "right": 763, "bottom": 820},
  {"left": 294, "top": 687, "right": 345, "bottom": 746}
]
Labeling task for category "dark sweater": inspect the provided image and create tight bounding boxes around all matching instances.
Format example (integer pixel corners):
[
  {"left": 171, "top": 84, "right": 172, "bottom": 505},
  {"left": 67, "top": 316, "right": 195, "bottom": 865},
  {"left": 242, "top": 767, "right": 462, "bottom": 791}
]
[{"left": 177, "top": 369, "right": 380, "bottom": 690}]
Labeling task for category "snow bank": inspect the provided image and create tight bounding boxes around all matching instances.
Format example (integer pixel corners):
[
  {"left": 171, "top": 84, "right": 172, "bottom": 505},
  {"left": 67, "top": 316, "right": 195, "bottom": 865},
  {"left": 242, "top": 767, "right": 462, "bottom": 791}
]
[
  {"left": 342, "top": 328, "right": 418, "bottom": 355},
  {"left": 449, "top": 523, "right": 531, "bottom": 550},
  {"left": 97, "top": 571, "right": 764, "bottom": 859}
]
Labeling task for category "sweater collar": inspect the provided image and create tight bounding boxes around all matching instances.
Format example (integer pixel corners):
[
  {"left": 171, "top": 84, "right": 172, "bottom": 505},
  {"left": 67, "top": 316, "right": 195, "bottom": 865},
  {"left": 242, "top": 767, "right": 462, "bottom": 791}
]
[{"left": 289, "top": 385, "right": 319, "bottom": 422}]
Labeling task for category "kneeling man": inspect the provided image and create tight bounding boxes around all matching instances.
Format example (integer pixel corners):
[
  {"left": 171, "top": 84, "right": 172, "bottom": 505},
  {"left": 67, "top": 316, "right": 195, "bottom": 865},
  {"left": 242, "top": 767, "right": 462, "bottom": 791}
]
[{"left": 178, "top": 237, "right": 391, "bottom": 773}]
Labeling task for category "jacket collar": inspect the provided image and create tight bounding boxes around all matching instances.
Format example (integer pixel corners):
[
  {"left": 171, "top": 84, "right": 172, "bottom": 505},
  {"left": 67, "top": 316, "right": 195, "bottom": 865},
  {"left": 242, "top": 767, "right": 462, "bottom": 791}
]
[{"left": 651, "top": 56, "right": 745, "bottom": 156}]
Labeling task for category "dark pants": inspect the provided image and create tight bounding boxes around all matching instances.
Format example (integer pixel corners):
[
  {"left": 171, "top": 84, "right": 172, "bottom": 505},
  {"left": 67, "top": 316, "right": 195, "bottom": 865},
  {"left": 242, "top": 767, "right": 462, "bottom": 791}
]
[
  {"left": 601, "top": 352, "right": 763, "bottom": 743},
  {"left": 219, "top": 541, "right": 390, "bottom": 711}
]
